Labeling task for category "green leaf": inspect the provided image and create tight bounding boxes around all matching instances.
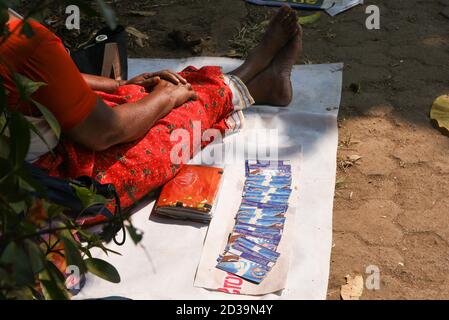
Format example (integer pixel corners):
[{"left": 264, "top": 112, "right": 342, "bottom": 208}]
[
  {"left": 0, "top": 158, "right": 13, "bottom": 179},
  {"left": 0, "top": 242, "right": 35, "bottom": 286},
  {"left": 0, "top": 4, "right": 8, "bottom": 30},
  {"left": 0, "top": 111, "right": 7, "bottom": 130},
  {"left": 28, "top": 121, "right": 55, "bottom": 155},
  {"left": 24, "top": 240, "right": 46, "bottom": 274},
  {"left": 85, "top": 258, "right": 121, "bottom": 283},
  {"left": 14, "top": 73, "right": 46, "bottom": 100},
  {"left": 76, "top": 229, "right": 96, "bottom": 242},
  {"left": 5, "top": 286, "right": 34, "bottom": 300},
  {"left": 9, "top": 200, "right": 26, "bottom": 214},
  {"left": 38, "top": 263, "right": 70, "bottom": 300},
  {"left": 18, "top": 176, "right": 37, "bottom": 193},
  {"left": 18, "top": 220, "right": 39, "bottom": 237},
  {"left": 101, "top": 246, "right": 122, "bottom": 256},
  {"left": 79, "top": 247, "right": 93, "bottom": 259},
  {"left": 0, "top": 134, "right": 9, "bottom": 158},
  {"left": 8, "top": 111, "right": 30, "bottom": 167},
  {"left": 16, "top": 164, "right": 45, "bottom": 195},
  {"left": 90, "top": 239, "right": 122, "bottom": 256},
  {"left": 0, "top": 158, "right": 21, "bottom": 201},
  {"left": 0, "top": 77, "right": 6, "bottom": 114},
  {"left": 61, "top": 235, "right": 87, "bottom": 273},
  {"left": 126, "top": 224, "right": 143, "bottom": 245},
  {"left": 95, "top": 0, "right": 117, "bottom": 30},
  {"left": 20, "top": 20, "right": 35, "bottom": 38},
  {"left": 31, "top": 99, "right": 61, "bottom": 139},
  {"left": 71, "top": 183, "right": 108, "bottom": 208},
  {"left": 45, "top": 203, "right": 66, "bottom": 218},
  {"left": 0, "top": 266, "right": 13, "bottom": 287}
]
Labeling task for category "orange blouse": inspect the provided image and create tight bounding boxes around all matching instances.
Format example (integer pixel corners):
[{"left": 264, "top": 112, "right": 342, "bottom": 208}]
[{"left": 0, "top": 17, "right": 97, "bottom": 130}]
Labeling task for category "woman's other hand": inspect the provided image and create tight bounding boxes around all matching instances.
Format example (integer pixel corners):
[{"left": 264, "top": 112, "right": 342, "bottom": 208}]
[
  {"left": 68, "top": 80, "right": 197, "bottom": 151},
  {"left": 126, "top": 70, "right": 188, "bottom": 89},
  {"left": 152, "top": 80, "right": 197, "bottom": 109}
]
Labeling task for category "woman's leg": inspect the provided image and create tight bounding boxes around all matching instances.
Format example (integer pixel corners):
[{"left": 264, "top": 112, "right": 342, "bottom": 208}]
[
  {"left": 244, "top": 30, "right": 302, "bottom": 106},
  {"left": 215, "top": 30, "right": 302, "bottom": 135},
  {"left": 228, "top": 8, "right": 302, "bottom": 106},
  {"left": 229, "top": 5, "right": 299, "bottom": 83}
]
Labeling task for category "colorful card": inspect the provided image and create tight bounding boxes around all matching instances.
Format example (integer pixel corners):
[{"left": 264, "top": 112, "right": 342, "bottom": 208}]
[
  {"left": 225, "top": 245, "right": 276, "bottom": 267},
  {"left": 235, "top": 216, "right": 286, "bottom": 228},
  {"left": 241, "top": 199, "right": 289, "bottom": 210},
  {"left": 244, "top": 185, "right": 292, "bottom": 195},
  {"left": 234, "top": 237, "right": 280, "bottom": 261},
  {"left": 233, "top": 227, "right": 282, "bottom": 242},
  {"left": 228, "top": 232, "right": 279, "bottom": 251},
  {"left": 216, "top": 255, "right": 270, "bottom": 284},
  {"left": 237, "top": 206, "right": 287, "bottom": 217}
]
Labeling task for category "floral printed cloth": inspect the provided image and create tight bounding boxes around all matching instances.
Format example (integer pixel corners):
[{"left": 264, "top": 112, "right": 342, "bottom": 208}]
[{"left": 35, "top": 66, "right": 242, "bottom": 209}]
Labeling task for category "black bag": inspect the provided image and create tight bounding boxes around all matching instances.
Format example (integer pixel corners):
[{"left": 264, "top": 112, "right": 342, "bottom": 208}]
[
  {"left": 71, "top": 25, "right": 128, "bottom": 80},
  {"left": 27, "top": 163, "right": 126, "bottom": 246}
]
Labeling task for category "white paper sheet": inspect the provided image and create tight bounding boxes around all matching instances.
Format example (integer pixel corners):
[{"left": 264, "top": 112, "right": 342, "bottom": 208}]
[{"left": 75, "top": 58, "right": 342, "bottom": 300}]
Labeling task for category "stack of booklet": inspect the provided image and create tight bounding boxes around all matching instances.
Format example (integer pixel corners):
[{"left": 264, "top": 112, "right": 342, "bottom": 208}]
[
  {"left": 154, "top": 165, "right": 223, "bottom": 223},
  {"left": 215, "top": 160, "right": 292, "bottom": 284}
]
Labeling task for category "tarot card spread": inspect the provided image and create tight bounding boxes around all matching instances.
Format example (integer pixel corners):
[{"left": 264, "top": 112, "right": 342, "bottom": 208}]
[{"left": 216, "top": 160, "right": 293, "bottom": 284}]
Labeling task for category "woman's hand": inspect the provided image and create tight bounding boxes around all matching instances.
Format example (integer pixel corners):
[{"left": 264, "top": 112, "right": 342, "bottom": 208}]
[
  {"left": 152, "top": 79, "right": 198, "bottom": 110},
  {"left": 125, "top": 70, "right": 188, "bottom": 89},
  {"left": 69, "top": 81, "right": 197, "bottom": 151}
]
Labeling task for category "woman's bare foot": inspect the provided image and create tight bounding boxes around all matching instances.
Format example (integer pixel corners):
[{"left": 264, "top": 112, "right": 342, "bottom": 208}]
[
  {"left": 230, "top": 5, "right": 299, "bottom": 83},
  {"left": 247, "top": 27, "right": 302, "bottom": 106}
]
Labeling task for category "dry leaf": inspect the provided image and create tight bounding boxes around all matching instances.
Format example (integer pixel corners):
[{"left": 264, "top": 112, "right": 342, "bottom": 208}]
[
  {"left": 339, "top": 154, "right": 361, "bottom": 171},
  {"left": 347, "top": 154, "right": 362, "bottom": 162},
  {"left": 126, "top": 26, "right": 150, "bottom": 48},
  {"left": 341, "top": 275, "right": 364, "bottom": 300},
  {"left": 430, "top": 94, "right": 449, "bottom": 134}
]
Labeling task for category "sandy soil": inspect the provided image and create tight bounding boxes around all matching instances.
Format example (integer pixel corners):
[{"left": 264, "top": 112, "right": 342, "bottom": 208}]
[{"left": 19, "top": 0, "right": 449, "bottom": 299}]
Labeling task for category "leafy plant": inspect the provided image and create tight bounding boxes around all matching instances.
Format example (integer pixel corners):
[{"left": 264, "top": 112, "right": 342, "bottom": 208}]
[{"left": 0, "top": 0, "right": 140, "bottom": 300}]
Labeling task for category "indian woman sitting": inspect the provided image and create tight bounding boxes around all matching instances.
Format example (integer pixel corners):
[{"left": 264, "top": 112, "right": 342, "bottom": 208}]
[{"left": 0, "top": 6, "right": 302, "bottom": 210}]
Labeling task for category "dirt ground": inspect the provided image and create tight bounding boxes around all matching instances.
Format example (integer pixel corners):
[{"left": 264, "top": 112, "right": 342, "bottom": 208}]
[{"left": 19, "top": 0, "right": 449, "bottom": 299}]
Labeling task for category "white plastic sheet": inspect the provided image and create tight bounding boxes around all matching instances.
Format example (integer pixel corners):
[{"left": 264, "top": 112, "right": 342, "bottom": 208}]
[{"left": 75, "top": 58, "right": 342, "bottom": 300}]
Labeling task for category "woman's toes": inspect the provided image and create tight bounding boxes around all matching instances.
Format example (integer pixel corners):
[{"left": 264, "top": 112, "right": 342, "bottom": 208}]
[
  {"left": 289, "top": 9, "right": 297, "bottom": 18},
  {"left": 276, "top": 6, "right": 291, "bottom": 22},
  {"left": 280, "top": 5, "right": 292, "bottom": 15},
  {"left": 286, "top": 14, "right": 298, "bottom": 27},
  {"left": 288, "top": 18, "right": 297, "bottom": 29},
  {"left": 283, "top": 19, "right": 294, "bottom": 33},
  {"left": 283, "top": 11, "right": 294, "bottom": 23}
]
